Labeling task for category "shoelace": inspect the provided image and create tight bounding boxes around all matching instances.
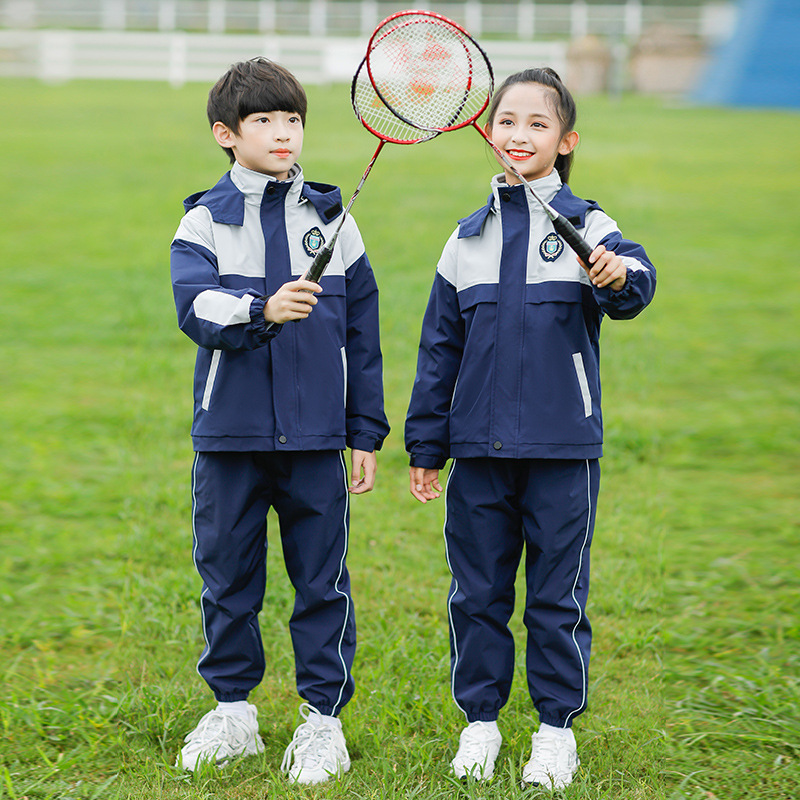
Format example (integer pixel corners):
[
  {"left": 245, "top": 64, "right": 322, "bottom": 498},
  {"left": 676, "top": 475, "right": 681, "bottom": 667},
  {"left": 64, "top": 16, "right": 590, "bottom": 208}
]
[
  {"left": 457, "top": 722, "right": 499, "bottom": 762},
  {"left": 280, "top": 704, "right": 337, "bottom": 772},
  {"left": 186, "top": 710, "right": 252, "bottom": 748},
  {"left": 532, "top": 735, "right": 560, "bottom": 762},
  {"left": 529, "top": 732, "right": 573, "bottom": 773}
]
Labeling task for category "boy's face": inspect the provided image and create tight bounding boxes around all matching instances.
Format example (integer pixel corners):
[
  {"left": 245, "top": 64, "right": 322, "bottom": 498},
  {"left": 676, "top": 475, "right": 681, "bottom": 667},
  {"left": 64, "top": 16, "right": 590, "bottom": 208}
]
[{"left": 213, "top": 111, "right": 304, "bottom": 179}]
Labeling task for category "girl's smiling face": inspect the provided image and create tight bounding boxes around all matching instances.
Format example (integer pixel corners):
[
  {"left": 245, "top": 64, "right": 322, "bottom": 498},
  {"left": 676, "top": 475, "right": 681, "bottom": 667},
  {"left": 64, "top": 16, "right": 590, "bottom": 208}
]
[{"left": 486, "top": 82, "right": 578, "bottom": 185}]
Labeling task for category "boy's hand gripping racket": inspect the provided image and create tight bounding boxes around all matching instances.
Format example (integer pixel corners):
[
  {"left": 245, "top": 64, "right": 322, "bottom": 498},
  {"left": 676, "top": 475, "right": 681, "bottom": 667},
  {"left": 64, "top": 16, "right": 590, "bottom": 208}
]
[{"left": 364, "top": 10, "right": 596, "bottom": 267}]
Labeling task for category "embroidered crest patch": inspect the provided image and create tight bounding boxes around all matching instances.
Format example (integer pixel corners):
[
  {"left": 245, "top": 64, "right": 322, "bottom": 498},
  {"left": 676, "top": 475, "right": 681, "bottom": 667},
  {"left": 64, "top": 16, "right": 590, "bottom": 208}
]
[
  {"left": 539, "top": 232, "right": 564, "bottom": 262},
  {"left": 302, "top": 226, "right": 325, "bottom": 257}
]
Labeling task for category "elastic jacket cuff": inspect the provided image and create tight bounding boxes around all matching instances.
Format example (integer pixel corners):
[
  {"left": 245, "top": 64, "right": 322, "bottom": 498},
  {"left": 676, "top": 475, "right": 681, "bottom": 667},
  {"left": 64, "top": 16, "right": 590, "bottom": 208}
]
[
  {"left": 409, "top": 453, "right": 448, "bottom": 470},
  {"left": 348, "top": 433, "right": 382, "bottom": 453},
  {"left": 250, "top": 295, "right": 281, "bottom": 343},
  {"left": 596, "top": 268, "right": 633, "bottom": 300}
]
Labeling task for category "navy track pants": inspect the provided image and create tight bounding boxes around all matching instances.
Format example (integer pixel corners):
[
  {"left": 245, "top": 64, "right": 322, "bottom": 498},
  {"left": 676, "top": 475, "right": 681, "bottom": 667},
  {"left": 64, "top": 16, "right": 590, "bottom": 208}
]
[
  {"left": 190, "top": 450, "right": 355, "bottom": 716},
  {"left": 444, "top": 457, "right": 599, "bottom": 727}
]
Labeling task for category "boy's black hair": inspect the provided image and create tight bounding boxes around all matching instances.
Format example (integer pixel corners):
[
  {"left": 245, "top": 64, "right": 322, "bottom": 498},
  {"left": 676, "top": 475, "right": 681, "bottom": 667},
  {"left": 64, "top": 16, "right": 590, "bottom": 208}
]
[
  {"left": 207, "top": 57, "right": 308, "bottom": 163},
  {"left": 485, "top": 67, "right": 577, "bottom": 184}
]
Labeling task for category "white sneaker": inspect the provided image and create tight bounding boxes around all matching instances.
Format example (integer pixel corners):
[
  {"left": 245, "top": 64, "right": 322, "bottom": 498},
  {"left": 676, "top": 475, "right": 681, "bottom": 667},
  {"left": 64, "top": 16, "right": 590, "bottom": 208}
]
[
  {"left": 522, "top": 726, "right": 579, "bottom": 789},
  {"left": 281, "top": 703, "right": 351, "bottom": 785},
  {"left": 451, "top": 721, "right": 503, "bottom": 780},
  {"left": 179, "top": 703, "right": 265, "bottom": 771}
]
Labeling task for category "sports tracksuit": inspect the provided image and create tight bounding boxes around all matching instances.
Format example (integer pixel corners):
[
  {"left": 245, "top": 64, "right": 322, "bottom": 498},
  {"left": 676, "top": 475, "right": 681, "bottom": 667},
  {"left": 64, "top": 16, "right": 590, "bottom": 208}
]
[
  {"left": 171, "top": 162, "right": 389, "bottom": 715},
  {"left": 405, "top": 170, "right": 656, "bottom": 726}
]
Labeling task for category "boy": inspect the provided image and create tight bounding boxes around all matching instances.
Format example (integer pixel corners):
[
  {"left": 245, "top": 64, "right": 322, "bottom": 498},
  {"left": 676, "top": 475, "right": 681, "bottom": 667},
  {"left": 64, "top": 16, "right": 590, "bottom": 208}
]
[{"left": 170, "top": 57, "right": 389, "bottom": 784}]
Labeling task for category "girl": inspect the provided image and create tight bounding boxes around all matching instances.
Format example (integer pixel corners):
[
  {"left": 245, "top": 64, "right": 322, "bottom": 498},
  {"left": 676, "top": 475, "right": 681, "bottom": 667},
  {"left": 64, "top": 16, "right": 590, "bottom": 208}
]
[{"left": 405, "top": 68, "right": 656, "bottom": 788}]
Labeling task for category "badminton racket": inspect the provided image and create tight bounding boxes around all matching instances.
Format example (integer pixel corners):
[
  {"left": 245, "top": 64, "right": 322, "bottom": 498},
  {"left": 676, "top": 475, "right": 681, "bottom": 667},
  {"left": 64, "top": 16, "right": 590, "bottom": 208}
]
[
  {"left": 365, "top": 10, "right": 596, "bottom": 267},
  {"left": 266, "top": 55, "right": 437, "bottom": 329}
]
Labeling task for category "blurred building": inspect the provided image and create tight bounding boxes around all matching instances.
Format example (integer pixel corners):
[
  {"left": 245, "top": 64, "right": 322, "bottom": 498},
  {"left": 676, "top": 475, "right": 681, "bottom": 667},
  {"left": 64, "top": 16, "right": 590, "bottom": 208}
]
[{"left": 691, "top": 0, "right": 800, "bottom": 109}]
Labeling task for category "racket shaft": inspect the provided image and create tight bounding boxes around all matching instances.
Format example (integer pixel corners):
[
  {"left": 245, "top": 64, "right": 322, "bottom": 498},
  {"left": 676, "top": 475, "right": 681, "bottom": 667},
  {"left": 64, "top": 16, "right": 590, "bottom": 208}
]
[
  {"left": 301, "top": 139, "right": 383, "bottom": 285},
  {"left": 551, "top": 213, "right": 594, "bottom": 266}
]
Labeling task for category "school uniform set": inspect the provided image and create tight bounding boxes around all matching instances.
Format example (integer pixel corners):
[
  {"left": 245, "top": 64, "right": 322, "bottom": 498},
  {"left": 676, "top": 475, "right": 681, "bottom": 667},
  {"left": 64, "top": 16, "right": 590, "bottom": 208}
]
[
  {"left": 171, "top": 161, "right": 389, "bottom": 717},
  {"left": 405, "top": 170, "right": 656, "bottom": 727}
]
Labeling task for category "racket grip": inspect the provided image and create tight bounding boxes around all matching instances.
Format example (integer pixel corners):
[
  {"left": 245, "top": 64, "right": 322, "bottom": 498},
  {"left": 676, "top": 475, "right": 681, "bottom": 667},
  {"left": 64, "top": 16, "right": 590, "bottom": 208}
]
[
  {"left": 304, "top": 243, "right": 334, "bottom": 283},
  {"left": 262, "top": 245, "right": 333, "bottom": 334},
  {"left": 551, "top": 213, "right": 595, "bottom": 267}
]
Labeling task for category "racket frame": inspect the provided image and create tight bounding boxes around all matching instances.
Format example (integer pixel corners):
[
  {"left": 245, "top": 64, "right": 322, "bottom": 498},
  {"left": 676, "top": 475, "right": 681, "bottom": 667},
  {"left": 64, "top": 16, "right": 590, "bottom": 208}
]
[{"left": 365, "top": 9, "right": 595, "bottom": 265}]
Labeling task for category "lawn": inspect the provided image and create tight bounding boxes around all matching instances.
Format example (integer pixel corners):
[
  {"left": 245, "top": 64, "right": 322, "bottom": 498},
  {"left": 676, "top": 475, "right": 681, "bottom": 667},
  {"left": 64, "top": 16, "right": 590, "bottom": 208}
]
[{"left": 0, "top": 77, "right": 798, "bottom": 799}]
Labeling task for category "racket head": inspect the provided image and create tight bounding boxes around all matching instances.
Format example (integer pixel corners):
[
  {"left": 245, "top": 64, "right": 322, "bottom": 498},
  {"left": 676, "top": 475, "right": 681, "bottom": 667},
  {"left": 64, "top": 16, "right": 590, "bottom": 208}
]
[
  {"left": 365, "top": 10, "right": 494, "bottom": 134},
  {"left": 351, "top": 56, "right": 439, "bottom": 145}
]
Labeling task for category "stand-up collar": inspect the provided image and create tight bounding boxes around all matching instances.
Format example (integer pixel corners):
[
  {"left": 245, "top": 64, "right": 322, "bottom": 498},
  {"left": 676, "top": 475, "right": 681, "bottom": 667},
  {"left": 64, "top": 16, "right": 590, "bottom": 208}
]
[
  {"left": 458, "top": 170, "right": 602, "bottom": 238},
  {"left": 489, "top": 169, "right": 562, "bottom": 209},
  {"left": 182, "top": 162, "right": 343, "bottom": 226},
  {"left": 230, "top": 161, "right": 303, "bottom": 204}
]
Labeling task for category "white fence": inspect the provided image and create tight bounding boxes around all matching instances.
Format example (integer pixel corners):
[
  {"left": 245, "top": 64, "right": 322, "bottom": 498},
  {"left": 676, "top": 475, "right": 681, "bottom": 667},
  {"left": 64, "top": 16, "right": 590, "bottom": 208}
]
[
  {"left": 0, "top": 1, "right": 736, "bottom": 89},
  {"left": 0, "top": 0, "right": 736, "bottom": 42},
  {"left": 0, "top": 28, "right": 569, "bottom": 85}
]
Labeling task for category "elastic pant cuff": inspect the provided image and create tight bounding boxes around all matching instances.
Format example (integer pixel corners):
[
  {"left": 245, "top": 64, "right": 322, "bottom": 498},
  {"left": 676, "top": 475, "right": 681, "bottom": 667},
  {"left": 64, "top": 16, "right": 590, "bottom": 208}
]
[
  {"left": 308, "top": 705, "right": 337, "bottom": 717},
  {"left": 466, "top": 711, "right": 501, "bottom": 723},
  {"left": 214, "top": 690, "right": 250, "bottom": 703},
  {"left": 538, "top": 713, "right": 574, "bottom": 728}
]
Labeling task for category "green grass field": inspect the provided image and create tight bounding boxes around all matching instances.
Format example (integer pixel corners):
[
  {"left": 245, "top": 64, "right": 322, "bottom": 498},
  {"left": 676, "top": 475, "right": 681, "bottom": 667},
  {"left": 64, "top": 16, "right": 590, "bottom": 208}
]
[{"left": 0, "top": 77, "right": 798, "bottom": 799}]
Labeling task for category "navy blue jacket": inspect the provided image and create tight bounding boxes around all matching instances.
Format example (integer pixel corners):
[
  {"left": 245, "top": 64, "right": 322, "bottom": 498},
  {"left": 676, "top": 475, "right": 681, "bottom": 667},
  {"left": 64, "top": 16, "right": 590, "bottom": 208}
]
[
  {"left": 171, "top": 162, "right": 389, "bottom": 453},
  {"left": 405, "top": 171, "right": 656, "bottom": 468}
]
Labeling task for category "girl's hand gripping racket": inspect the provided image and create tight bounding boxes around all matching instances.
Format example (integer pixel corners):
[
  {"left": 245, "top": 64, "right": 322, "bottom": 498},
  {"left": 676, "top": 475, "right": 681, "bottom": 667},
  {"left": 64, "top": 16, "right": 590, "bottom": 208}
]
[{"left": 364, "top": 10, "right": 595, "bottom": 267}]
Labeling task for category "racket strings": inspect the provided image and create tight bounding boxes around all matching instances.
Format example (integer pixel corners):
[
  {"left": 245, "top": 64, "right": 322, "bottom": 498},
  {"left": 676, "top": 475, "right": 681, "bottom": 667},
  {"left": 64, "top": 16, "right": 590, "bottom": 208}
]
[
  {"left": 366, "top": 13, "right": 493, "bottom": 132},
  {"left": 352, "top": 57, "right": 438, "bottom": 144}
]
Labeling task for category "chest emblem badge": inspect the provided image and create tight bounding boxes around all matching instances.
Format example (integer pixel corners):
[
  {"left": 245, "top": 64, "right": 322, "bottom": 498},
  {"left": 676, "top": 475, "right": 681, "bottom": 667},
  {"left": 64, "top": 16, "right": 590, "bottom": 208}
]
[
  {"left": 539, "top": 232, "right": 564, "bottom": 262},
  {"left": 302, "top": 227, "right": 325, "bottom": 257}
]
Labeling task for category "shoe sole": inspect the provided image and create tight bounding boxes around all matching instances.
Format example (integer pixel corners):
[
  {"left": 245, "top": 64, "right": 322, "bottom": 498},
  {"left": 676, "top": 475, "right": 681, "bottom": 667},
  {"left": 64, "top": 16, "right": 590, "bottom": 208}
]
[
  {"left": 289, "top": 759, "right": 351, "bottom": 785},
  {"left": 180, "top": 736, "right": 266, "bottom": 771},
  {"left": 452, "top": 762, "right": 496, "bottom": 781},
  {"left": 521, "top": 767, "right": 578, "bottom": 789},
  {"left": 455, "top": 771, "right": 495, "bottom": 781}
]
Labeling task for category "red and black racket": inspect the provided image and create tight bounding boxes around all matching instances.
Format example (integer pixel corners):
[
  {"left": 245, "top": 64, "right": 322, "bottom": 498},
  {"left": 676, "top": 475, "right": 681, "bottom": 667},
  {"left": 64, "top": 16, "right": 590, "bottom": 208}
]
[
  {"left": 365, "top": 10, "right": 595, "bottom": 266},
  {"left": 302, "top": 55, "right": 438, "bottom": 283}
]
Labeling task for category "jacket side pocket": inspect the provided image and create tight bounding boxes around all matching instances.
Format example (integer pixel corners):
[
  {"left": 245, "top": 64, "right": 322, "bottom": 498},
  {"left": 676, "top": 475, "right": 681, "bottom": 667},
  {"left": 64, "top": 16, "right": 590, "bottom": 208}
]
[
  {"left": 572, "top": 352, "right": 592, "bottom": 418},
  {"left": 202, "top": 350, "right": 221, "bottom": 411},
  {"left": 341, "top": 346, "right": 347, "bottom": 406}
]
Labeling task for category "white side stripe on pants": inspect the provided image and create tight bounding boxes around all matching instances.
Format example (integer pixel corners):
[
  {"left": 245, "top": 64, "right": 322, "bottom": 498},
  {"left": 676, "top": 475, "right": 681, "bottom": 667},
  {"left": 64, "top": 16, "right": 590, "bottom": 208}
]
[
  {"left": 191, "top": 453, "right": 212, "bottom": 677},
  {"left": 442, "top": 460, "right": 468, "bottom": 719},
  {"left": 330, "top": 450, "right": 352, "bottom": 716},
  {"left": 564, "top": 459, "right": 592, "bottom": 726}
]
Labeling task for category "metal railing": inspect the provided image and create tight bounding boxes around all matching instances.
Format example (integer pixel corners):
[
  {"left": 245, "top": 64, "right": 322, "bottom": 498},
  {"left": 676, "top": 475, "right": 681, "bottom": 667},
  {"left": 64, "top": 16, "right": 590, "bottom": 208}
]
[
  {"left": 0, "top": 28, "right": 569, "bottom": 85},
  {"left": 0, "top": 0, "right": 736, "bottom": 42}
]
